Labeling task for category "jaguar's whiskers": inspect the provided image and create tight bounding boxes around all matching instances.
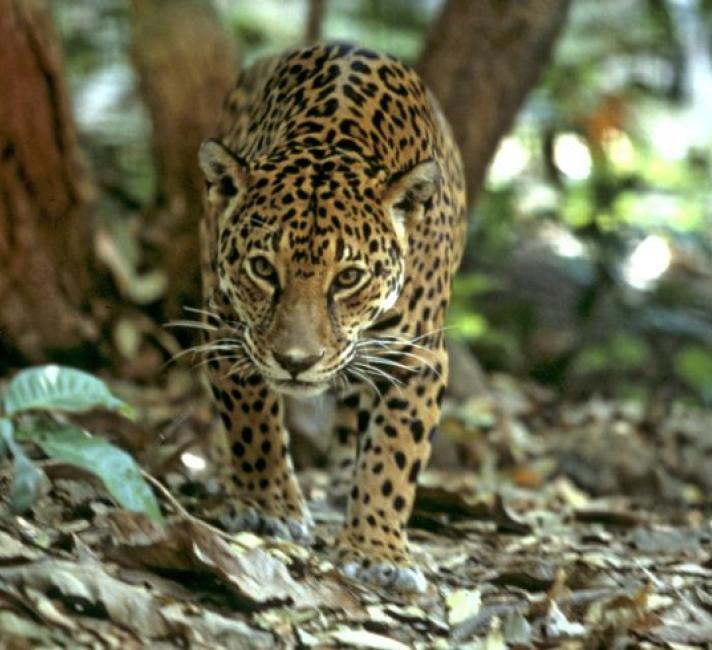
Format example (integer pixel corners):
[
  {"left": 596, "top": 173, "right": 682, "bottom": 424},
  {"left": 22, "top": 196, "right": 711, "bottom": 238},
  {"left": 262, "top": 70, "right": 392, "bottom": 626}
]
[
  {"left": 345, "top": 326, "right": 449, "bottom": 395},
  {"left": 164, "top": 306, "right": 250, "bottom": 378}
]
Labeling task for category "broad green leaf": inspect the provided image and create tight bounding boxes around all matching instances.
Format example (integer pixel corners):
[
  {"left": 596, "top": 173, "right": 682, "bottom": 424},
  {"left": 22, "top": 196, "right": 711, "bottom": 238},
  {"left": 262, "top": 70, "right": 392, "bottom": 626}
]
[
  {"left": 31, "top": 425, "right": 162, "bottom": 522},
  {"left": 0, "top": 418, "right": 47, "bottom": 512},
  {"left": 3, "top": 365, "right": 135, "bottom": 419},
  {"left": 0, "top": 418, "right": 12, "bottom": 458},
  {"left": 1, "top": 417, "right": 22, "bottom": 458},
  {"left": 10, "top": 454, "right": 48, "bottom": 514}
]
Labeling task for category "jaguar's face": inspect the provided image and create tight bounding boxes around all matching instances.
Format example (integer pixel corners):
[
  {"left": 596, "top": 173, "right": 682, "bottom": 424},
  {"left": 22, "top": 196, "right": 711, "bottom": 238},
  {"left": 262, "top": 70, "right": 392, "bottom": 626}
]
[{"left": 200, "top": 140, "right": 438, "bottom": 396}]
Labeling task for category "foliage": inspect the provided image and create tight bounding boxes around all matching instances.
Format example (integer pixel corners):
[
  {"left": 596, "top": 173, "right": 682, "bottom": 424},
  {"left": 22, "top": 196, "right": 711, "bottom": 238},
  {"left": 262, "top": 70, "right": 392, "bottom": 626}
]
[
  {"left": 459, "top": 0, "right": 712, "bottom": 400},
  {"left": 4, "top": 366, "right": 134, "bottom": 418},
  {"left": 0, "top": 365, "right": 162, "bottom": 521},
  {"left": 674, "top": 345, "right": 712, "bottom": 404}
]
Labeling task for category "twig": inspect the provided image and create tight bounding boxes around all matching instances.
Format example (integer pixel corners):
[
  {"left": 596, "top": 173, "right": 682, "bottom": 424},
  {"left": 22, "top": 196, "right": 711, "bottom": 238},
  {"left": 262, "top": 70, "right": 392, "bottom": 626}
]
[{"left": 140, "top": 470, "right": 237, "bottom": 543}]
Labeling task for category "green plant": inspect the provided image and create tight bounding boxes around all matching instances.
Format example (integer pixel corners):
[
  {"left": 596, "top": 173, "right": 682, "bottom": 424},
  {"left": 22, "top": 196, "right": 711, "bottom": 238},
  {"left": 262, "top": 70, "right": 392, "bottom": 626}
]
[
  {"left": 675, "top": 345, "right": 712, "bottom": 405},
  {"left": 0, "top": 365, "right": 162, "bottom": 521}
]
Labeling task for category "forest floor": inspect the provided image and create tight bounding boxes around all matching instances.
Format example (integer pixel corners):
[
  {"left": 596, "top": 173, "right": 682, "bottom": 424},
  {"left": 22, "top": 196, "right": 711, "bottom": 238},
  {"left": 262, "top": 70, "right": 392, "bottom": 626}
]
[{"left": 1, "top": 369, "right": 711, "bottom": 649}]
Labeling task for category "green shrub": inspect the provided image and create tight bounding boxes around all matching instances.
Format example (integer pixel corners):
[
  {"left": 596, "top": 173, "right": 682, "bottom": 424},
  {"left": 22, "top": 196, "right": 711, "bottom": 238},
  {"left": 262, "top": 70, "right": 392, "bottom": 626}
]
[{"left": 0, "top": 365, "right": 162, "bottom": 521}]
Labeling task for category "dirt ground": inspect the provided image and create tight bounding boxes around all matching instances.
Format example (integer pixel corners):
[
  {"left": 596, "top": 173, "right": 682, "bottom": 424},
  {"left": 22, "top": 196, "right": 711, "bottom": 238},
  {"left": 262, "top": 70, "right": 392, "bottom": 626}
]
[{"left": 1, "top": 368, "right": 711, "bottom": 648}]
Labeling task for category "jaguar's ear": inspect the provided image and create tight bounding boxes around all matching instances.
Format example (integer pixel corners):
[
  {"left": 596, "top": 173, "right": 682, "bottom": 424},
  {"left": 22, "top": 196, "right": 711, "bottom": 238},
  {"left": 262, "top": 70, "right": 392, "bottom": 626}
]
[
  {"left": 384, "top": 160, "right": 440, "bottom": 240},
  {"left": 199, "top": 139, "right": 249, "bottom": 207}
]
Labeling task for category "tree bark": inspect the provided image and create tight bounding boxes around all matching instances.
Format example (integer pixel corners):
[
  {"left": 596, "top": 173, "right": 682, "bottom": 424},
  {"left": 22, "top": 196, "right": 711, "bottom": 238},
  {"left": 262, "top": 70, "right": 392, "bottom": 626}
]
[
  {"left": 417, "top": 0, "right": 570, "bottom": 205},
  {"left": 305, "top": 0, "right": 325, "bottom": 43},
  {"left": 129, "top": 0, "right": 239, "bottom": 319},
  {"left": 0, "top": 0, "right": 96, "bottom": 365}
]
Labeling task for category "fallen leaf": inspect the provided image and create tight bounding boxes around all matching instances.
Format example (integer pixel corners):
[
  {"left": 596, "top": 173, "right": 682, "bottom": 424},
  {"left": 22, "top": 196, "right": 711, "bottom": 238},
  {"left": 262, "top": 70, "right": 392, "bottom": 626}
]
[
  {"left": 482, "top": 616, "right": 507, "bottom": 650},
  {"left": 0, "top": 559, "right": 168, "bottom": 637},
  {"left": 632, "top": 526, "right": 702, "bottom": 555},
  {"left": 415, "top": 482, "right": 492, "bottom": 520},
  {"left": 24, "top": 587, "right": 76, "bottom": 630},
  {"left": 0, "top": 530, "right": 41, "bottom": 561},
  {"left": 502, "top": 610, "right": 532, "bottom": 645},
  {"left": 384, "top": 603, "right": 448, "bottom": 633},
  {"left": 106, "top": 513, "right": 353, "bottom": 609},
  {"left": 491, "top": 494, "right": 532, "bottom": 534},
  {"left": 493, "top": 561, "right": 558, "bottom": 591},
  {"left": 160, "top": 602, "right": 274, "bottom": 648},
  {"left": 574, "top": 507, "right": 642, "bottom": 527},
  {"left": 544, "top": 600, "right": 585, "bottom": 638},
  {"left": 446, "top": 588, "right": 481, "bottom": 626},
  {"left": 0, "top": 609, "right": 57, "bottom": 648},
  {"left": 328, "top": 628, "right": 410, "bottom": 650},
  {"left": 584, "top": 581, "right": 652, "bottom": 635},
  {"left": 451, "top": 601, "right": 529, "bottom": 642}
]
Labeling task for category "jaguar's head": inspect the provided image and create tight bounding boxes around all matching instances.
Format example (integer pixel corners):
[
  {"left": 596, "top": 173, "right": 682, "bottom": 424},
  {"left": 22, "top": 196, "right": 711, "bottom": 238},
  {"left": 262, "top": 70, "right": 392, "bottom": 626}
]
[{"left": 199, "top": 140, "right": 438, "bottom": 396}]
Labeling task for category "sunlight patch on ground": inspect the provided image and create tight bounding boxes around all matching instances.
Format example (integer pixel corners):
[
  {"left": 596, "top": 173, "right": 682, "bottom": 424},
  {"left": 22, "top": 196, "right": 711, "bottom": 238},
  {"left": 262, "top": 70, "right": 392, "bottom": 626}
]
[{"left": 181, "top": 451, "right": 207, "bottom": 472}]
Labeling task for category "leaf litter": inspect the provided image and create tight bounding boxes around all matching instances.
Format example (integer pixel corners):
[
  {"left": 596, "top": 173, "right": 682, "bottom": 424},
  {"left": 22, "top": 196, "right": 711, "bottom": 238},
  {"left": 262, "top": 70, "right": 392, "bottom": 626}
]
[{"left": 1, "top": 367, "right": 711, "bottom": 648}]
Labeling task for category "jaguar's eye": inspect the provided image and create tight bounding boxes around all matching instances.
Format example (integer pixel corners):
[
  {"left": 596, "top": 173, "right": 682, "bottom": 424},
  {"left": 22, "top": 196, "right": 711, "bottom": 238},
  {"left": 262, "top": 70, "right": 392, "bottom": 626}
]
[
  {"left": 249, "top": 255, "right": 278, "bottom": 284},
  {"left": 333, "top": 267, "right": 365, "bottom": 291}
]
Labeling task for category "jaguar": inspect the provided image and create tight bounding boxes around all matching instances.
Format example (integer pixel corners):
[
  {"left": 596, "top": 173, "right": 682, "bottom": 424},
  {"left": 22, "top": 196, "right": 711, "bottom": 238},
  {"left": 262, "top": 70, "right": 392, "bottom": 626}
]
[{"left": 196, "top": 43, "right": 466, "bottom": 592}]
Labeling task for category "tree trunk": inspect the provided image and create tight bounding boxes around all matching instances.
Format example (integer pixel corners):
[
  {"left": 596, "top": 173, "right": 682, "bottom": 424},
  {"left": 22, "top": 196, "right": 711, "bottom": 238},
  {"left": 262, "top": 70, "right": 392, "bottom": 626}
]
[
  {"left": 417, "top": 0, "right": 570, "bottom": 205},
  {"left": 0, "top": 0, "right": 96, "bottom": 366},
  {"left": 305, "top": 0, "right": 325, "bottom": 43},
  {"left": 129, "top": 0, "right": 239, "bottom": 320}
]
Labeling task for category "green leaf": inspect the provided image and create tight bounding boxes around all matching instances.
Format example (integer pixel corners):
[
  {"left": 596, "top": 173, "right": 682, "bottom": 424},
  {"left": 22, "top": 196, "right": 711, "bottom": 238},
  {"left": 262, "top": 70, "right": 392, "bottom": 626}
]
[
  {"left": 31, "top": 425, "right": 162, "bottom": 522},
  {"left": 10, "top": 454, "right": 48, "bottom": 514},
  {"left": 573, "top": 344, "right": 609, "bottom": 374},
  {"left": 609, "top": 334, "right": 649, "bottom": 369},
  {"left": 675, "top": 346, "right": 712, "bottom": 402},
  {"left": 0, "top": 418, "right": 12, "bottom": 458},
  {"left": 1, "top": 418, "right": 47, "bottom": 512},
  {"left": 1, "top": 417, "right": 21, "bottom": 459},
  {"left": 3, "top": 365, "right": 135, "bottom": 419},
  {"left": 452, "top": 272, "right": 499, "bottom": 298}
]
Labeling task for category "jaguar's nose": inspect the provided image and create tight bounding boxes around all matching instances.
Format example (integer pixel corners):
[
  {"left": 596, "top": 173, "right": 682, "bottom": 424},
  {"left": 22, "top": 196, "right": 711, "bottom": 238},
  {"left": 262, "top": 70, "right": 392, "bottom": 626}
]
[{"left": 273, "top": 349, "right": 324, "bottom": 377}]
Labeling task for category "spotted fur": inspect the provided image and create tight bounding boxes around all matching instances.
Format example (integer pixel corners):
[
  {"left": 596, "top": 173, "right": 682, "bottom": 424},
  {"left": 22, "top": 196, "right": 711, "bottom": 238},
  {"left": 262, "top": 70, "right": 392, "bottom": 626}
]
[{"left": 197, "top": 43, "right": 466, "bottom": 592}]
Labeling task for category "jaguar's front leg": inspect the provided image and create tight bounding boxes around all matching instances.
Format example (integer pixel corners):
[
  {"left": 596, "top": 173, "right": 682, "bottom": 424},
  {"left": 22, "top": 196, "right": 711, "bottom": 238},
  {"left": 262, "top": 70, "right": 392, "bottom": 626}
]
[
  {"left": 337, "top": 346, "right": 447, "bottom": 592},
  {"left": 206, "top": 352, "right": 311, "bottom": 543}
]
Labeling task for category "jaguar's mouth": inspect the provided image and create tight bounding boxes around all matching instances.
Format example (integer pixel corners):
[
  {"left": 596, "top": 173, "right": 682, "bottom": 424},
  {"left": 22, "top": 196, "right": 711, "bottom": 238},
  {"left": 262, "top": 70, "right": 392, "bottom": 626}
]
[{"left": 269, "top": 378, "right": 329, "bottom": 398}]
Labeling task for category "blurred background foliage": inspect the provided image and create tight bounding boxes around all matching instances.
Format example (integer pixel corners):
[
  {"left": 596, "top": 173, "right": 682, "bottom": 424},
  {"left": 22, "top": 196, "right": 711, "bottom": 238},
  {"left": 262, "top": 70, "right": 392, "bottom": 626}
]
[{"left": 52, "top": 0, "right": 712, "bottom": 405}]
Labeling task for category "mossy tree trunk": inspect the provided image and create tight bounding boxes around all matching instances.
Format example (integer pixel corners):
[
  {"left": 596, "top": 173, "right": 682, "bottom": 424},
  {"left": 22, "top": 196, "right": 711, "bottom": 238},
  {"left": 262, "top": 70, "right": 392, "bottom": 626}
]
[
  {"left": 417, "top": 0, "right": 570, "bottom": 206},
  {"left": 0, "top": 0, "right": 97, "bottom": 367},
  {"left": 129, "top": 0, "right": 239, "bottom": 320}
]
